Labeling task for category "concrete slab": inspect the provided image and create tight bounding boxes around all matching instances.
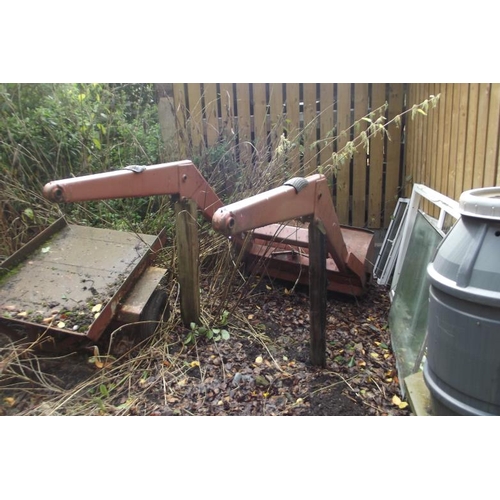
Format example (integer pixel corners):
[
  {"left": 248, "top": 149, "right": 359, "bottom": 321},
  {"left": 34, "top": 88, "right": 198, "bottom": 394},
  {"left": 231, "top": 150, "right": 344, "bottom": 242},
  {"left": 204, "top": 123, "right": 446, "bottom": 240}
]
[{"left": 405, "top": 371, "right": 434, "bottom": 416}]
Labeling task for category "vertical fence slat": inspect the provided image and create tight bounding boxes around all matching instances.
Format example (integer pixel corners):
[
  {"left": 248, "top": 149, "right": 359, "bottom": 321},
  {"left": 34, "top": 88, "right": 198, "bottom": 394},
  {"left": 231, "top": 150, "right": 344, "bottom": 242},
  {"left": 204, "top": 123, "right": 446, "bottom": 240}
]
[
  {"left": 336, "top": 83, "right": 351, "bottom": 224},
  {"left": 303, "top": 83, "right": 318, "bottom": 174},
  {"left": 473, "top": 83, "right": 491, "bottom": 188},
  {"left": 368, "top": 83, "right": 385, "bottom": 228},
  {"left": 447, "top": 84, "right": 460, "bottom": 200},
  {"left": 424, "top": 83, "right": 436, "bottom": 215},
  {"left": 463, "top": 83, "right": 479, "bottom": 192},
  {"left": 173, "top": 83, "right": 187, "bottom": 158},
  {"left": 485, "top": 83, "right": 500, "bottom": 187},
  {"left": 384, "top": 83, "right": 403, "bottom": 227},
  {"left": 434, "top": 84, "right": 448, "bottom": 211},
  {"left": 319, "top": 83, "right": 334, "bottom": 183},
  {"left": 203, "top": 83, "right": 219, "bottom": 147},
  {"left": 219, "top": 83, "right": 234, "bottom": 140},
  {"left": 252, "top": 83, "right": 268, "bottom": 164},
  {"left": 454, "top": 83, "right": 470, "bottom": 199},
  {"left": 269, "top": 83, "right": 284, "bottom": 159},
  {"left": 352, "top": 83, "right": 368, "bottom": 227},
  {"left": 415, "top": 84, "right": 426, "bottom": 187},
  {"left": 286, "top": 83, "right": 301, "bottom": 175},
  {"left": 187, "top": 83, "right": 203, "bottom": 155},
  {"left": 236, "top": 83, "right": 252, "bottom": 165},
  {"left": 441, "top": 84, "right": 454, "bottom": 200}
]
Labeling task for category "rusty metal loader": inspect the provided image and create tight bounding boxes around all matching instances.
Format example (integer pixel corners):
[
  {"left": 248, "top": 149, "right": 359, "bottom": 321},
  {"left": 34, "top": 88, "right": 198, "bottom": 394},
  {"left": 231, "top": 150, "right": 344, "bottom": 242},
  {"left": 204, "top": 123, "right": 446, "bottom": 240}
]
[{"left": 42, "top": 160, "right": 374, "bottom": 296}]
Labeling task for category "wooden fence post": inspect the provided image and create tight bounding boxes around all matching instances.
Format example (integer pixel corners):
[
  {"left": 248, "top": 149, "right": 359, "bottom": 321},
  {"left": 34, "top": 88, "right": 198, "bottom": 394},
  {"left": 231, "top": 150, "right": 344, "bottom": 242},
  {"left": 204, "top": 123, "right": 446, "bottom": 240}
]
[
  {"left": 175, "top": 198, "right": 200, "bottom": 326},
  {"left": 308, "top": 219, "right": 326, "bottom": 367}
]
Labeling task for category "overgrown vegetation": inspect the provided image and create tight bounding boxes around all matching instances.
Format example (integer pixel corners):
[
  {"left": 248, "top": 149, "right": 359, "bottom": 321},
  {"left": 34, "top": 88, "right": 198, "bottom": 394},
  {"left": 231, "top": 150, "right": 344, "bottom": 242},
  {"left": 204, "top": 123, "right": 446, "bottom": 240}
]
[{"left": 0, "top": 83, "right": 169, "bottom": 257}]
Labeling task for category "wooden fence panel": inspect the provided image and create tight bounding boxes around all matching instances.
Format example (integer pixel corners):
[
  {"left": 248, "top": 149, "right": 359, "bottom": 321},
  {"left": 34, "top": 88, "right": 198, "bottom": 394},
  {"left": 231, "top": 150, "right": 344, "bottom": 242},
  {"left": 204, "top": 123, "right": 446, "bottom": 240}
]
[
  {"left": 404, "top": 82, "right": 500, "bottom": 208},
  {"left": 170, "top": 82, "right": 500, "bottom": 228}
]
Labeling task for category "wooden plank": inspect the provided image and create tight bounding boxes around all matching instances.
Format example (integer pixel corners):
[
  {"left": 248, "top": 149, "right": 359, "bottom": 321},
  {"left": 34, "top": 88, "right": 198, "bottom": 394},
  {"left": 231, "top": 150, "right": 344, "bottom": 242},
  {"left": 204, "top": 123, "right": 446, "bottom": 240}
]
[
  {"left": 269, "top": 83, "right": 284, "bottom": 161},
  {"left": 435, "top": 84, "right": 446, "bottom": 200},
  {"left": 485, "top": 83, "right": 500, "bottom": 187},
  {"left": 415, "top": 83, "right": 427, "bottom": 189},
  {"left": 414, "top": 84, "right": 426, "bottom": 189},
  {"left": 187, "top": 83, "right": 203, "bottom": 155},
  {"left": 441, "top": 84, "right": 454, "bottom": 199},
  {"left": 384, "top": 83, "right": 404, "bottom": 227},
  {"left": 252, "top": 83, "right": 268, "bottom": 164},
  {"left": 308, "top": 220, "right": 326, "bottom": 367},
  {"left": 175, "top": 199, "right": 200, "bottom": 326},
  {"left": 352, "top": 83, "right": 369, "bottom": 227},
  {"left": 303, "top": 83, "right": 317, "bottom": 174},
  {"left": 203, "top": 83, "right": 219, "bottom": 147},
  {"left": 219, "top": 83, "right": 234, "bottom": 140},
  {"left": 454, "top": 84, "right": 470, "bottom": 200},
  {"left": 319, "top": 83, "right": 334, "bottom": 183},
  {"left": 472, "top": 83, "right": 491, "bottom": 188},
  {"left": 368, "top": 83, "right": 385, "bottom": 228},
  {"left": 447, "top": 84, "right": 461, "bottom": 200},
  {"left": 173, "top": 83, "right": 187, "bottom": 158},
  {"left": 236, "top": 83, "right": 252, "bottom": 166},
  {"left": 424, "top": 83, "right": 436, "bottom": 215},
  {"left": 286, "top": 83, "right": 301, "bottom": 175},
  {"left": 403, "top": 84, "right": 414, "bottom": 198},
  {"left": 406, "top": 83, "right": 422, "bottom": 196},
  {"left": 336, "top": 83, "right": 352, "bottom": 225},
  {"left": 463, "top": 83, "right": 479, "bottom": 192},
  {"left": 269, "top": 83, "right": 283, "bottom": 124}
]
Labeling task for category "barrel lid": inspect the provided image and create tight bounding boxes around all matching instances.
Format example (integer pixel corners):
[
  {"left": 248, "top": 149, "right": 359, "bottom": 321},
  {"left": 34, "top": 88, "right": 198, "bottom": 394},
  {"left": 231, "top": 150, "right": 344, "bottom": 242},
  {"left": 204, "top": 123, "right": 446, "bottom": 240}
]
[{"left": 459, "top": 187, "right": 500, "bottom": 219}]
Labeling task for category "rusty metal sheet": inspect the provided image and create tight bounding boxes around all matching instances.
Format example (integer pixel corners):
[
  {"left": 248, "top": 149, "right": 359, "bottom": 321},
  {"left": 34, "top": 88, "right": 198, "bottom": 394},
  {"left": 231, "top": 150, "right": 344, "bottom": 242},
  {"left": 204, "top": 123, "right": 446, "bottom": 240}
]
[{"left": 0, "top": 219, "right": 162, "bottom": 340}]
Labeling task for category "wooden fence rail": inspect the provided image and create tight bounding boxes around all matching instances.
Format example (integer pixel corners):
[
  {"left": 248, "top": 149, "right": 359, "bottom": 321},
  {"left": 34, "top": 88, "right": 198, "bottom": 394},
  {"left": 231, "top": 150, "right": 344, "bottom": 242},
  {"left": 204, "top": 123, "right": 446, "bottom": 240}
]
[{"left": 170, "top": 83, "right": 407, "bottom": 229}]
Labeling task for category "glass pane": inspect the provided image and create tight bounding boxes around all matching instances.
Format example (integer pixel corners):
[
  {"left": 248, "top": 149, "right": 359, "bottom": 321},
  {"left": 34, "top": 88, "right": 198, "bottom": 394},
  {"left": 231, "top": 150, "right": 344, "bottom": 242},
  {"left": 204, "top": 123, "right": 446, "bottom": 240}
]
[{"left": 389, "top": 212, "right": 443, "bottom": 393}]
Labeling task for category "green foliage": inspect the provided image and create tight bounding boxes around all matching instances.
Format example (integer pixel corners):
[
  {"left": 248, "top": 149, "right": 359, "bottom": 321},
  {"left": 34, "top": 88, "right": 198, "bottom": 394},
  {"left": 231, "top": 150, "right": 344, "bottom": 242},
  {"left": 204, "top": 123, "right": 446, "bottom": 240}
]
[
  {"left": 0, "top": 83, "right": 173, "bottom": 256},
  {"left": 184, "top": 310, "right": 231, "bottom": 344}
]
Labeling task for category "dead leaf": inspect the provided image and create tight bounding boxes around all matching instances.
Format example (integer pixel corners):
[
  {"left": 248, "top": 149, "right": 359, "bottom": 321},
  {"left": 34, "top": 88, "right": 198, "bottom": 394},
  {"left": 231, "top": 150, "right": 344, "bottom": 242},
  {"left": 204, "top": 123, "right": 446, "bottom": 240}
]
[
  {"left": 247, "top": 314, "right": 254, "bottom": 320},
  {"left": 255, "top": 356, "right": 263, "bottom": 365},
  {"left": 398, "top": 402, "right": 409, "bottom": 409},
  {"left": 370, "top": 352, "right": 379, "bottom": 359},
  {"left": 16, "top": 311, "right": 28, "bottom": 318},
  {"left": 57, "top": 321, "right": 66, "bottom": 328},
  {"left": 392, "top": 395, "right": 402, "bottom": 406},
  {"left": 3, "top": 397, "right": 15, "bottom": 407},
  {"left": 91, "top": 304, "right": 102, "bottom": 313}
]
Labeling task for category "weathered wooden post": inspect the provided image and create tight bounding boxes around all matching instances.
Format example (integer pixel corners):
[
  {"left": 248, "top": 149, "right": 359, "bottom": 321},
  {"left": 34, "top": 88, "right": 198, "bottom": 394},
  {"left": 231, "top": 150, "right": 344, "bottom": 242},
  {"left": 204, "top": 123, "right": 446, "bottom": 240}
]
[
  {"left": 308, "top": 219, "right": 327, "bottom": 367},
  {"left": 175, "top": 198, "right": 200, "bottom": 326}
]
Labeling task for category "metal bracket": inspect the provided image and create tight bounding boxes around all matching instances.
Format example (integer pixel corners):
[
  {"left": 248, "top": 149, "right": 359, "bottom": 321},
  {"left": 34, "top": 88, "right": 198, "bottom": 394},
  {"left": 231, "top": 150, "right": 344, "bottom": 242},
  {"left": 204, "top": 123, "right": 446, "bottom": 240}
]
[{"left": 284, "top": 177, "right": 308, "bottom": 193}]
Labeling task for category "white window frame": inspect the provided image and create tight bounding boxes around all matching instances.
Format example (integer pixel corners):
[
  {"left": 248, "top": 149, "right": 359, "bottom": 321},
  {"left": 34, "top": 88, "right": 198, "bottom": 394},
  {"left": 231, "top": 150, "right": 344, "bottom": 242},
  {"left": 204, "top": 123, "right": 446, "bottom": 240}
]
[
  {"left": 390, "top": 184, "right": 460, "bottom": 300},
  {"left": 374, "top": 198, "right": 409, "bottom": 286}
]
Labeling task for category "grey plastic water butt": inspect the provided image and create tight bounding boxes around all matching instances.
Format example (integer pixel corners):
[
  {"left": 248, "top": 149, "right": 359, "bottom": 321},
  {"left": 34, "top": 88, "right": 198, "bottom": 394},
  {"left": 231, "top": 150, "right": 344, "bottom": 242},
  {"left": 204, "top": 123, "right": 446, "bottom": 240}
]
[{"left": 423, "top": 187, "right": 500, "bottom": 416}]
